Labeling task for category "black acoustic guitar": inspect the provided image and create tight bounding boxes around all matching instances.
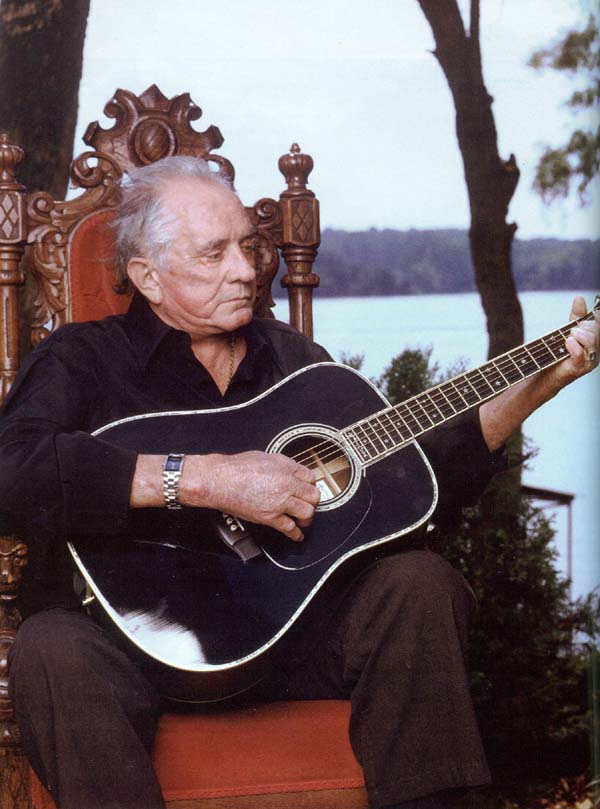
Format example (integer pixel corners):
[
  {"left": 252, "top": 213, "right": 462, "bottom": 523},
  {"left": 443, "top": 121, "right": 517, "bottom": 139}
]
[{"left": 68, "top": 300, "right": 598, "bottom": 702}]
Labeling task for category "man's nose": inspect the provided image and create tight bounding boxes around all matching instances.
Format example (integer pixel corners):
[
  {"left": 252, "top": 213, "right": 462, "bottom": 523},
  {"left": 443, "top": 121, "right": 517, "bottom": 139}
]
[{"left": 229, "top": 246, "right": 256, "bottom": 282}]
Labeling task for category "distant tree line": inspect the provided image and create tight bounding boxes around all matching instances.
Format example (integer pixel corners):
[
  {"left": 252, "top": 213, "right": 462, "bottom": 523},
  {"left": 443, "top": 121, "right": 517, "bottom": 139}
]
[{"left": 308, "top": 228, "right": 600, "bottom": 297}]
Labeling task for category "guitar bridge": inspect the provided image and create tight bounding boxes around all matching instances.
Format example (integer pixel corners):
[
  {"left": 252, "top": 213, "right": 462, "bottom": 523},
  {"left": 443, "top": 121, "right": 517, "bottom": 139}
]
[{"left": 213, "top": 513, "right": 263, "bottom": 563}]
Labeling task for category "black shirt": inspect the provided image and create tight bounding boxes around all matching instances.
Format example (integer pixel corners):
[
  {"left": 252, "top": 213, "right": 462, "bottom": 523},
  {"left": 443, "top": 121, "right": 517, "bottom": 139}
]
[{"left": 0, "top": 294, "right": 505, "bottom": 607}]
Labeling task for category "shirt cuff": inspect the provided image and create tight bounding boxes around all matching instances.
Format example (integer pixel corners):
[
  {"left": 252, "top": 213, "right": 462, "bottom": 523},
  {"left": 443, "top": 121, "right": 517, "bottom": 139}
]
[{"left": 468, "top": 406, "right": 508, "bottom": 482}]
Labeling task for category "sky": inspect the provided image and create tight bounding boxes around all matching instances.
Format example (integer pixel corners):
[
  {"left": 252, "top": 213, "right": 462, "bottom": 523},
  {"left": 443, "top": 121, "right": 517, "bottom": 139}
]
[{"left": 76, "top": 0, "right": 600, "bottom": 241}]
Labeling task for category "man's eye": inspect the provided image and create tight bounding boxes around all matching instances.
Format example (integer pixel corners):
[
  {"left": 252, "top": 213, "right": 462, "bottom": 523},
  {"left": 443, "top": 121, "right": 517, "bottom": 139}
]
[
  {"left": 206, "top": 251, "right": 223, "bottom": 261},
  {"left": 241, "top": 241, "right": 256, "bottom": 253}
]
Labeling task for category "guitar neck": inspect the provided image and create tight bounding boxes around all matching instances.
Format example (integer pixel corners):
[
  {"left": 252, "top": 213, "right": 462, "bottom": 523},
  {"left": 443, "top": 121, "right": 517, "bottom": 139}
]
[{"left": 342, "top": 302, "right": 599, "bottom": 466}]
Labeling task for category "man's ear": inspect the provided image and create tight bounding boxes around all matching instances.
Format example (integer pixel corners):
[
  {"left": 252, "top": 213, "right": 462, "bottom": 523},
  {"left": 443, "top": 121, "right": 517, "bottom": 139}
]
[{"left": 127, "top": 258, "right": 163, "bottom": 304}]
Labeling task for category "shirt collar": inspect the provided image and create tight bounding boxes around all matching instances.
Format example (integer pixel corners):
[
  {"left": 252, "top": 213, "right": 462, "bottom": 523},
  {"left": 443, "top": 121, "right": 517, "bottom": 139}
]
[
  {"left": 125, "top": 292, "right": 272, "bottom": 375},
  {"left": 125, "top": 293, "right": 178, "bottom": 370},
  {"left": 235, "top": 319, "right": 272, "bottom": 383}
]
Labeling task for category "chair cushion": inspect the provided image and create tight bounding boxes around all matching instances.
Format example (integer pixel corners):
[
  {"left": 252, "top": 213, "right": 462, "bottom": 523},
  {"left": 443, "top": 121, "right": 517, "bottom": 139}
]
[{"left": 30, "top": 699, "right": 364, "bottom": 806}]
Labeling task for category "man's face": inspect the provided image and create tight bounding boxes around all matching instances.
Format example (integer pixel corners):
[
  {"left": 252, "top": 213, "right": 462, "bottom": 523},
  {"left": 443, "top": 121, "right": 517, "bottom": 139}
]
[{"left": 144, "top": 178, "right": 257, "bottom": 337}]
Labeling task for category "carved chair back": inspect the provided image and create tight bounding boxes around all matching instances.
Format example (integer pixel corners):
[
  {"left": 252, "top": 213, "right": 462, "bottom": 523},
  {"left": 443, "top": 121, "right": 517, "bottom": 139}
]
[
  {"left": 0, "top": 84, "right": 321, "bottom": 401},
  {"left": 0, "top": 85, "right": 323, "bottom": 807}
]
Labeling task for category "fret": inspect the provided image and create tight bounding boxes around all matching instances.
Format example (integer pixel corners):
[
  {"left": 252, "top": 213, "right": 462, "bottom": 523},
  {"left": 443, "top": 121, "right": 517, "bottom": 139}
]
[
  {"left": 528, "top": 338, "right": 554, "bottom": 367},
  {"left": 374, "top": 415, "right": 397, "bottom": 452},
  {"left": 387, "top": 411, "right": 414, "bottom": 441},
  {"left": 496, "top": 354, "right": 524, "bottom": 385},
  {"left": 542, "top": 332, "right": 568, "bottom": 361},
  {"left": 382, "top": 411, "right": 411, "bottom": 443},
  {"left": 511, "top": 345, "right": 540, "bottom": 375},
  {"left": 407, "top": 398, "right": 433, "bottom": 430},
  {"left": 359, "top": 422, "right": 386, "bottom": 456},
  {"left": 480, "top": 362, "right": 509, "bottom": 393},
  {"left": 491, "top": 360, "right": 510, "bottom": 386},
  {"left": 450, "top": 375, "right": 480, "bottom": 406},
  {"left": 439, "top": 380, "right": 469, "bottom": 411},
  {"left": 418, "top": 392, "right": 445, "bottom": 424},
  {"left": 343, "top": 427, "right": 371, "bottom": 463},
  {"left": 376, "top": 424, "right": 394, "bottom": 451},
  {"left": 430, "top": 388, "right": 456, "bottom": 419},
  {"left": 466, "top": 368, "right": 494, "bottom": 398},
  {"left": 395, "top": 404, "right": 422, "bottom": 435}
]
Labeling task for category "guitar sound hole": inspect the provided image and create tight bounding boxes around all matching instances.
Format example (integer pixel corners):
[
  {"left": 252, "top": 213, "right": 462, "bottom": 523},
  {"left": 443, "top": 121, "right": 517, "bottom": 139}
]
[{"left": 278, "top": 433, "right": 352, "bottom": 506}]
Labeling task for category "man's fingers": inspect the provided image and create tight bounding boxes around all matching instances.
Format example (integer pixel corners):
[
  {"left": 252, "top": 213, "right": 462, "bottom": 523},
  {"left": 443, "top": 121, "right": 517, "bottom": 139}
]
[
  {"left": 293, "top": 479, "right": 321, "bottom": 506},
  {"left": 270, "top": 489, "right": 319, "bottom": 541},
  {"left": 569, "top": 295, "right": 587, "bottom": 321},
  {"left": 564, "top": 297, "right": 599, "bottom": 372},
  {"left": 271, "top": 514, "right": 303, "bottom": 542},
  {"left": 293, "top": 463, "right": 317, "bottom": 485},
  {"left": 571, "top": 323, "right": 597, "bottom": 346},
  {"left": 565, "top": 335, "right": 586, "bottom": 367}
]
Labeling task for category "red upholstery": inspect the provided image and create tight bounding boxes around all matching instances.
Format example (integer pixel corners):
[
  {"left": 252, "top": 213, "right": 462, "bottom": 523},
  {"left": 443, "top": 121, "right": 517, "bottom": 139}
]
[
  {"left": 30, "top": 700, "right": 364, "bottom": 807},
  {"left": 68, "top": 209, "right": 131, "bottom": 323}
]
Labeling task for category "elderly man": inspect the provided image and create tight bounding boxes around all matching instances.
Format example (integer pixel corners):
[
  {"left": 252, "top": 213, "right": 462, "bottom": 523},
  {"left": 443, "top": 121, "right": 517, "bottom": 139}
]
[{"left": 1, "top": 156, "right": 598, "bottom": 809}]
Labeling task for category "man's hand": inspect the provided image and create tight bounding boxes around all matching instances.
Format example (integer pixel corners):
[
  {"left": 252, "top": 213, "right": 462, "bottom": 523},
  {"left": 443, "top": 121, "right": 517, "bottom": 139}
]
[
  {"left": 547, "top": 295, "right": 600, "bottom": 390},
  {"left": 131, "top": 451, "right": 320, "bottom": 541},
  {"left": 180, "top": 452, "right": 320, "bottom": 541},
  {"left": 480, "top": 295, "right": 599, "bottom": 451}
]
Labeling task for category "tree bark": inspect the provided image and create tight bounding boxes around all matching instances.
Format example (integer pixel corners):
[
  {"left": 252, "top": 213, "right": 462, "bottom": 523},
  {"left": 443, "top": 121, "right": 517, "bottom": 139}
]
[
  {"left": 417, "top": 0, "right": 523, "bottom": 360},
  {"left": 0, "top": 0, "right": 90, "bottom": 199}
]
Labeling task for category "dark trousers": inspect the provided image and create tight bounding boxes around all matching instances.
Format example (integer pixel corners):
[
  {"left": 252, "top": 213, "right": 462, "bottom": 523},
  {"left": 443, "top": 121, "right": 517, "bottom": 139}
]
[{"left": 9, "top": 550, "right": 491, "bottom": 809}]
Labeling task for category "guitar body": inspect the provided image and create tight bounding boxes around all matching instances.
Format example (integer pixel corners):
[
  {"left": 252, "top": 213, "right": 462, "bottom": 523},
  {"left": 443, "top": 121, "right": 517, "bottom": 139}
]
[{"left": 69, "top": 363, "right": 437, "bottom": 702}]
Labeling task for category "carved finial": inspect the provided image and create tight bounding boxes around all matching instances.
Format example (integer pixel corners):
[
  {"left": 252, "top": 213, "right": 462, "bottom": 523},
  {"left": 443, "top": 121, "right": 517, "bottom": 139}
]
[
  {"left": 278, "top": 144, "right": 314, "bottom": 196},
  {"left": 0, "top": 134, "right": 25, "bottom": 190}
]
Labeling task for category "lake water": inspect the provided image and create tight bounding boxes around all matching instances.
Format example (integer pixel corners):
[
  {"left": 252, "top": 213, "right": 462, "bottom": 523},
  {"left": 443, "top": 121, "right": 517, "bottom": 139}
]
[{"left": 275, "top": 290, "right": 599, "bottom": 599}]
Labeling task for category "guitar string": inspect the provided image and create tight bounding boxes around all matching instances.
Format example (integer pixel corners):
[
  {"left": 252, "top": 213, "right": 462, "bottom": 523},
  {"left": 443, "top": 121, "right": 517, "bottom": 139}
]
[
  {"left": 295, "top": 327, "right": 574, "bottom": 469},
  {"left": 292, "top": 329, "right": 568, "bottom": 472},
  {"left": 290, "top": 318, "right": 586, "bottom": 471},
  {"left": 287, "top": 313, "right": 593, "bottom": 473}
]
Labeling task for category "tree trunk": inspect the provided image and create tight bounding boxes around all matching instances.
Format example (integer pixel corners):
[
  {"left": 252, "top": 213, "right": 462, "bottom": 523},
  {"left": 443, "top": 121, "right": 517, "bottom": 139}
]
[
  {"left": 417, "top": 0, "right": 523, "bottom": 360},
  {"left": 0, "top": 0, "right": 90, "bottom": 199},
  {"left": 417, "top": 0, "right": 526, "bottom": 509}
]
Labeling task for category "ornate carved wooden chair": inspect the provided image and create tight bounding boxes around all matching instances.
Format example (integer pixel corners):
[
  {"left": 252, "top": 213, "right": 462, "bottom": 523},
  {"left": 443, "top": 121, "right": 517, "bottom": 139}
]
[{"left": 0, "top": 86, "right": 367, "bottom": 809}]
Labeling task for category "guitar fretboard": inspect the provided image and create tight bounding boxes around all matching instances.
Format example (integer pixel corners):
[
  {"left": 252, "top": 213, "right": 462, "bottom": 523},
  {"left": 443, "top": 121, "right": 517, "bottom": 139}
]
[{"left": 342, "top": 305, "right": 598, "bottom": 465}]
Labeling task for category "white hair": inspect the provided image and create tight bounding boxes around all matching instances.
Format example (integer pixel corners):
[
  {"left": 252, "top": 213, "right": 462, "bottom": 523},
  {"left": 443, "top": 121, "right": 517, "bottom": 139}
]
[{"left": 113, "top": 155, "right": 234, "bottom": 289}]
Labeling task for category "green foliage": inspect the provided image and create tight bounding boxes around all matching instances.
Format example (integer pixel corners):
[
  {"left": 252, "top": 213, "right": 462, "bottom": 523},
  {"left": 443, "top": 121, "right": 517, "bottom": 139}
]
[
  {"left": 338, "top": 351, "right": 365, "bottom": 371},
  {"left": 378, "top": 345, "right": 596, "bottom": 780},
  {"left": 311, "top": 228, "right": 600, "bottom": 297},
  {"left": 377, "top": 344, "right": 467, "bottom": 403},
  {"left": 529, "top": 15, "right": 600, "bottom": 203},
  {"left": 378, "top": 346, "right": 439, "bottom": 402},
  {"left": 433, "top": 500, "right": 595, "bottom": 777},
  {"left": 529, "top": 15, "right": 598, "bottom": 75}
]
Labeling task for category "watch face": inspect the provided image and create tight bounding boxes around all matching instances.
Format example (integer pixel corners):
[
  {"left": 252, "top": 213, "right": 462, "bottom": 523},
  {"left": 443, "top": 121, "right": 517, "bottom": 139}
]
[{"left": 165, "top": 454, "right": 184, "bottom": 472}]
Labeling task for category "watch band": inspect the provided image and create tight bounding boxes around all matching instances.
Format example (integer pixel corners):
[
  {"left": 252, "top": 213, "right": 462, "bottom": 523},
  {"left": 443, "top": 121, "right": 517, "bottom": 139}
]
[{"left": 163, "top": 453, "right": 185, "bottom": 510}]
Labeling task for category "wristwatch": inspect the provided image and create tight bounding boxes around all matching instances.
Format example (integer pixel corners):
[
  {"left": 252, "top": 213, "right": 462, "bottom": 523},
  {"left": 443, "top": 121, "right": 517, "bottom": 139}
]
[{"left": 163, "top": 453, "right": 185, "bottom": 510}]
